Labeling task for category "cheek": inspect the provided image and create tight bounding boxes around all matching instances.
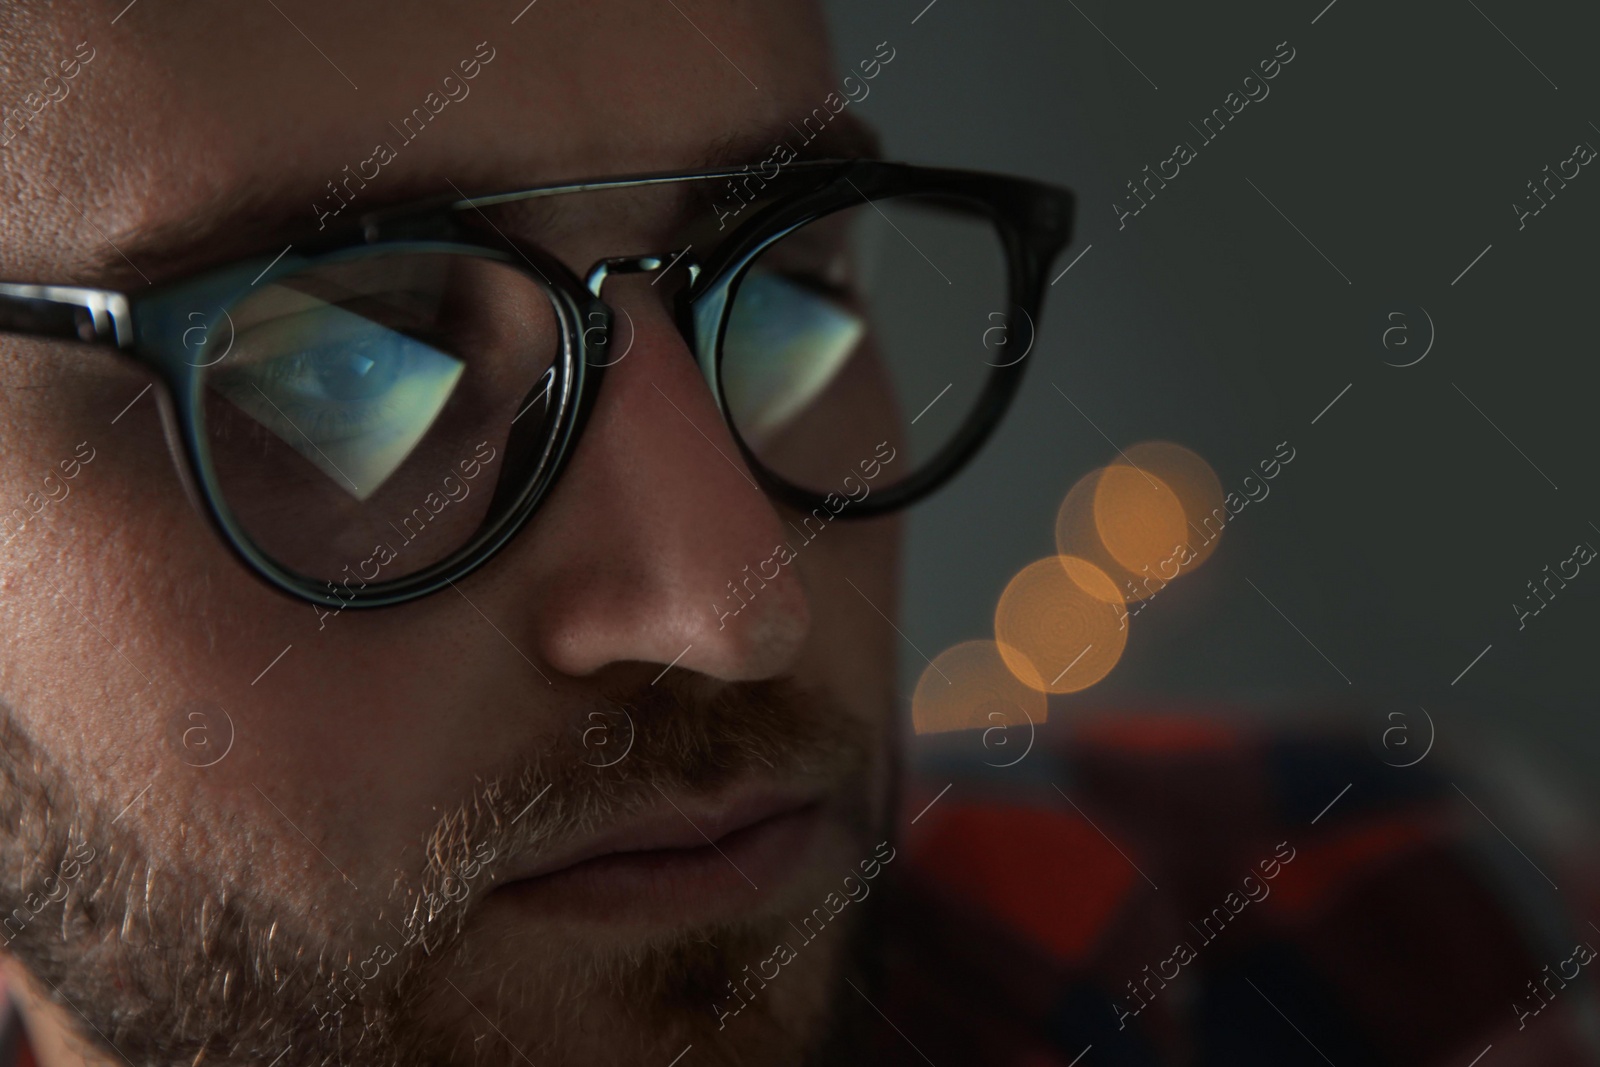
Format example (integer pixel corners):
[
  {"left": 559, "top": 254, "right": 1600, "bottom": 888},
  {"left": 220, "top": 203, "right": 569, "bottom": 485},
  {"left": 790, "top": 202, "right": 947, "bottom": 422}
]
[
  {"left": 0, "top": 358, "right": 189, "bottom": 759},
  {"left": 788, "top": 510, "right": 900, "bottom": 767},
  {"left": 0, "top": 354, "right": 525, "bottom": 908}
]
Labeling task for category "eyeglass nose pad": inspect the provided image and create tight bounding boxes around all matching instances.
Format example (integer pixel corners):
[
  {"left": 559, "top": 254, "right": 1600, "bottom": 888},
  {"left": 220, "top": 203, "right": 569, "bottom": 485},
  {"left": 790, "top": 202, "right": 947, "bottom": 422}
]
[
  {"left": 485, "top": 365, "right": 560, "bottom": 516},
  {"left": 151, "top": 382, "right": 213, "bottom": 523},
  {"left": 670, "top": 249, "right": 703, "bottom": 291}
]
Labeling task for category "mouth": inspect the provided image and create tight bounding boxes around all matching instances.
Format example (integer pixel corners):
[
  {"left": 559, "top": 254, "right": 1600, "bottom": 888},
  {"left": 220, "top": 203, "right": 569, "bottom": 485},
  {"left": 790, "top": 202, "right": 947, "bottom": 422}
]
[{"left": 486, "top": 784, "right": 828, "bottom": 927}]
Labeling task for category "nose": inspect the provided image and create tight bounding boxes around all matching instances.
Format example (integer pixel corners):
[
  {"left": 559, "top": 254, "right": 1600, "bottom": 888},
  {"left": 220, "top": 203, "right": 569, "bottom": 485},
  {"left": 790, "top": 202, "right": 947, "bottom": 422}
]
[{"left": 492, "top": 275, "right": 812, "bottom": 681}]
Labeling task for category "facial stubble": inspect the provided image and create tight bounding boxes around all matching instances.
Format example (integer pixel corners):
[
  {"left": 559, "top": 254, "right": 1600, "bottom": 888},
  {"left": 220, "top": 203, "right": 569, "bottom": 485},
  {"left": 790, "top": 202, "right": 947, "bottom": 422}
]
[{"left": 0, "top": 673, "right": 886, "bottom": 1067}]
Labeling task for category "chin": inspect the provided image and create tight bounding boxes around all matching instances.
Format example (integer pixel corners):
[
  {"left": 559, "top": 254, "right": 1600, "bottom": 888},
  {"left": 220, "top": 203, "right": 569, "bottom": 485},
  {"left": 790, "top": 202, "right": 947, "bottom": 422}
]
[{"left": 415, "top": 894, "right": 864, "bottom": 1067}]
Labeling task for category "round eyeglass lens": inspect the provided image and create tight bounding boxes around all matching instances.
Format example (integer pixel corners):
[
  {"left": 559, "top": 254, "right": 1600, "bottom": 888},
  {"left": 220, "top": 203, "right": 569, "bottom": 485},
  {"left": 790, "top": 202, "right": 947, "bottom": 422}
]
[
  {"left": 720, "top": 194, "right": 1011, "bottom": 498},
  {"left": 199, "top": 249, "right": 565, "bottom": 589}
]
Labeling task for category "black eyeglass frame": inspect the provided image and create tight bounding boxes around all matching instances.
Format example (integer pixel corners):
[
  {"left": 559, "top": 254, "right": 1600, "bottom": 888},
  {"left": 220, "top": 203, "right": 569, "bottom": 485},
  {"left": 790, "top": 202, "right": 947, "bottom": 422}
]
[{"left": 0, "top": 159, "right": 1076, "bottom": 608}]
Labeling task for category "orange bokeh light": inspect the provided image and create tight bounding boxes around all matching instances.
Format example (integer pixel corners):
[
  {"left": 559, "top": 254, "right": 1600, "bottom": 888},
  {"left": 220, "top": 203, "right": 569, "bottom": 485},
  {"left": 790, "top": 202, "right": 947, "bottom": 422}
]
[
  {"left": 1118, "top": 441, "right": 1225, "bottom": 573},
  {"left": 994, "top": 556, "right": 1127, "bottom": 694},
  {"left": 1095, "top": 465, "right": 1188, "bottom": 575},
  {"left": 1055, "top": 442, "right": 1224, "bottom": 601},
  {"left": 912, "top": 640, "right": 1049, "bottom": 735},
  {"left": 911, "top": 442, "right": 1220, "bottom": 725},
  {"left": 1056, "top": 467, "right": 1182, "bottom": 602}
]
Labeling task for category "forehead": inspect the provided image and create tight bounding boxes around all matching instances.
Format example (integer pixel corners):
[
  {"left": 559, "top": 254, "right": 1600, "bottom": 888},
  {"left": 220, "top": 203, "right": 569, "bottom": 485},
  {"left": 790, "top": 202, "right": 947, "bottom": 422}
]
[{"left": 0, "top": 0, "right": 836, "bottom": 280}]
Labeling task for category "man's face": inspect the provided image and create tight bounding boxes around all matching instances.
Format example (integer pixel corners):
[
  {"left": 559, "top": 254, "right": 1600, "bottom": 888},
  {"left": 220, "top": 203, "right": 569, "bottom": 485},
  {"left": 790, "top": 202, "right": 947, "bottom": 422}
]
[{"left": 0, "top": 3, "right": 900, "bottom": 1064}]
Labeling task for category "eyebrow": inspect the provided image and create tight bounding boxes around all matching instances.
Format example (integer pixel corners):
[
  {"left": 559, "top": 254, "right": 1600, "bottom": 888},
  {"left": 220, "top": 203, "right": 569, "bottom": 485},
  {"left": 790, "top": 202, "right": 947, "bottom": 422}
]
[
  {"left": 698, "top": 108, "right": 882, "bottom": 172},
  {"left": 77, "top": 111, "right": 884, "bottom": 291}
]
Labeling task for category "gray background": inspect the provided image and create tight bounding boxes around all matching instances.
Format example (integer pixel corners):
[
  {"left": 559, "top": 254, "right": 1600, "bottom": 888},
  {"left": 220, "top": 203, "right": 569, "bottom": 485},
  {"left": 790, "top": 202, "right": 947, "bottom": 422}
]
[{"left": 822, "top": 0, "right": 1600, "bottom": 806}]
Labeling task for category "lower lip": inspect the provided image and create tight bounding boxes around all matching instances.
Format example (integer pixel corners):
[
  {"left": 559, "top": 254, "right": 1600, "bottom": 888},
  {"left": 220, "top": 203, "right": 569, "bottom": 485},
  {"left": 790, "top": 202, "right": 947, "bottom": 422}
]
[{"left": 490, "top": 804, "right": 825, "bottom": 927}]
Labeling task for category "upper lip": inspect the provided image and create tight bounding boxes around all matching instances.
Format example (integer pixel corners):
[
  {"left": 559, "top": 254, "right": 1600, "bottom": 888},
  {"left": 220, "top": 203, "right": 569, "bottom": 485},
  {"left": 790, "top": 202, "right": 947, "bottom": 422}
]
[{"left": 490, "top": 781, "right": 825, "bottom": 885}]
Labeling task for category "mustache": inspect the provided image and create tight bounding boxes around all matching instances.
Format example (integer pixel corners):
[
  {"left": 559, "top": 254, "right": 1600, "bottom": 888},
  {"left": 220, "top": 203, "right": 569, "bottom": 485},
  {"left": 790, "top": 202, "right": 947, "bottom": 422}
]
[
  {"left": 392, "top": 671, "right": 871, "bottom": 946},
  {"left": 305, "top": 671, "right": 874, "bottom": 1048},
  {"left": 0, "top": 671, "right": 873, "bottom": 1067}
]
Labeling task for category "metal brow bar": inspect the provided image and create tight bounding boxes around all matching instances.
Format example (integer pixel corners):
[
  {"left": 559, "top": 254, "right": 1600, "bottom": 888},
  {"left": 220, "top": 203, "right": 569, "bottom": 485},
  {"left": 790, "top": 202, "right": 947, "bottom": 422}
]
[
  {"left": 446, "top": 159, "right": 851, "bottom": 211},
  {"left": 0, "top": 283, "right": 133, "bottom": 348}
]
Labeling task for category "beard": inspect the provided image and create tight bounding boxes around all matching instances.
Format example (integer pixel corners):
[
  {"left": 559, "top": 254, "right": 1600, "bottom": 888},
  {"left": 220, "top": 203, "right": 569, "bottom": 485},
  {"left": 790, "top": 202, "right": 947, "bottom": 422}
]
[{"left": 0, "top": 672, "right": 890, "bottom": 1067}]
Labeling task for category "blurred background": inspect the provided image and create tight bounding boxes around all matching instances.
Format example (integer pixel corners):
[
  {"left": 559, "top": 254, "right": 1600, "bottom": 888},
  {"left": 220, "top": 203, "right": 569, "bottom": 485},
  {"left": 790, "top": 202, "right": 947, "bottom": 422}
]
[{"left": 823, "top": 0, "right": 1600, "bottom": 810}]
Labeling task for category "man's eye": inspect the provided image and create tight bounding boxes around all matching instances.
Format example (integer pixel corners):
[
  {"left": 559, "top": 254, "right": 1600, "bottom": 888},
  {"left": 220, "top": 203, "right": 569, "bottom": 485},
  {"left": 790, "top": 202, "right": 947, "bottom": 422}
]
[
  {"left": 721, "top": 268, "right": 866, "bottom": 446},
  {"left": 209, "top": 299, "right": 465, "bottom": 501}
]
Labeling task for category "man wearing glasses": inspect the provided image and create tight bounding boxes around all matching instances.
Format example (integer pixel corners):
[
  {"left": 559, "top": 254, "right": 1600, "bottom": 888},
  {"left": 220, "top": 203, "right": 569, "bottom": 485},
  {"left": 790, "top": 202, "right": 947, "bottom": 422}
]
[
  {"left": 0, "top": 2, "right": 1070, "bottom": 1065},
  {"left": 3, "top": 3, "right": 1595, "bottom": 1067}
]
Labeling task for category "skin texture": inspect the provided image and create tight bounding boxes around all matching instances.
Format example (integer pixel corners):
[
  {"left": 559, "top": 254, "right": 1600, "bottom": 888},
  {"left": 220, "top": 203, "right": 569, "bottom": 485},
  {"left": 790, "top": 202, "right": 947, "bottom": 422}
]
[{"left": 0, "top": 2, "right": 902, "bottom": 1064}]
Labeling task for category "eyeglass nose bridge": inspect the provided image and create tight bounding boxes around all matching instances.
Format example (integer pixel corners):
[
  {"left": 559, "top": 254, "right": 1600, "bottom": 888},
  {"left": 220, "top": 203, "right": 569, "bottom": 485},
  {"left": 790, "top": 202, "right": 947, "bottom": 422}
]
[{"left": 583, "top": 247, "right": 701, "bottom": 298}]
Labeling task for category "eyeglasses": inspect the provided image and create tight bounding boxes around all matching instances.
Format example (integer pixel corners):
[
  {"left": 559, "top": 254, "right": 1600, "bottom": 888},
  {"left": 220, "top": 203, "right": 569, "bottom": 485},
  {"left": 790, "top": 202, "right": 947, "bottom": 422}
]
[{"left": 0, "top": 159, "right": 1075, "bottom": 608}]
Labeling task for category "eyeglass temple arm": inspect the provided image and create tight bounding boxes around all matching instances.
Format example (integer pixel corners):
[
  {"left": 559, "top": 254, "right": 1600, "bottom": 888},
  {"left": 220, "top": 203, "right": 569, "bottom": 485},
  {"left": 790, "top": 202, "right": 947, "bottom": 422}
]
[{"left": 0, "top": 284, "right": 133, "bottom": 348}]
